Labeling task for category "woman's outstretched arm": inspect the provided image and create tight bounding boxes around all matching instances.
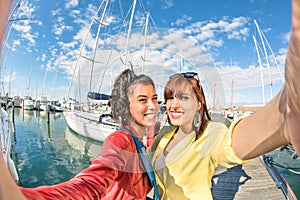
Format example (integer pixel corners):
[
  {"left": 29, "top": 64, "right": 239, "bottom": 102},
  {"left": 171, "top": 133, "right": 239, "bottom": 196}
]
[
  {"left": 1, "top": 0, "right": 27, "bottom": 199},
  {"left": 0, "top": 149, "right": 26, "bottom": 200},
  {"left": 232, "top": 0, "right": 300, "bottom": 160}
]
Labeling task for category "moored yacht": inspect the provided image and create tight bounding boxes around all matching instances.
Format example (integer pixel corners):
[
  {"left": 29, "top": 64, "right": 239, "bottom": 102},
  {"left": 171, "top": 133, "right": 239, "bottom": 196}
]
[{"left": 22, "top": 96, "right": 34, "bottom": 110}]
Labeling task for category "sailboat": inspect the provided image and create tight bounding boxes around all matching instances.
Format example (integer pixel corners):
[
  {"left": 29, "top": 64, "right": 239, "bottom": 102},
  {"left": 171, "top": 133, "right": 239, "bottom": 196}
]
[
  {"left": 63, "top": 0, "right": 217, "bottom": 142},
  {"left": 23, "top": 95, "right": 34, "bottom": 110},
  {"left": 64, "top": 0, "right": 122, "bottom": 142},
  {"left": 0, "top": 107, "right": 19, "bottom": 182},
  {"left": 22, "top": 67, "right": 34, "bottom": 110}
]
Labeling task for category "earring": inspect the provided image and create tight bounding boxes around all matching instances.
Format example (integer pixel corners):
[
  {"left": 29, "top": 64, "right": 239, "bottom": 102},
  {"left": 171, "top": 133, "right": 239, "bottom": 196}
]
[{"left": 193, "top": 110, "right": 200, "bottom": 127}]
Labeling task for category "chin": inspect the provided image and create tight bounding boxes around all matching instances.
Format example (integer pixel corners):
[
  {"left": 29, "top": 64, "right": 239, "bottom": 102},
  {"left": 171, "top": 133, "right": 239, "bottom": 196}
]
[
  {"left": 170, "top": 120, "right": 181, "bottom": 126},
  {"left": 147, "top": 122, "right": 156, "bottom": 127},
  {"left": 144, "top": 120, "right": 156, "bottom": 127}
]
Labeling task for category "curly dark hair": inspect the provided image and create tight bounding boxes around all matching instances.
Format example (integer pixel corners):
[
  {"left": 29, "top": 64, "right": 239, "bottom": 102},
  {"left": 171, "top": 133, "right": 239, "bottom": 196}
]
[{"left": 110, "top": 69, "right": 155, "bottom": 125}]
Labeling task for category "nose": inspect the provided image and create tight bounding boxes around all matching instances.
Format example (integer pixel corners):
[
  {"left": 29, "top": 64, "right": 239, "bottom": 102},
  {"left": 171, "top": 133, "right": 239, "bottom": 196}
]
[
  {"left": 170, "top": 97, "right": 180, "bottom": 108},
  {"left": 148, "top": 99, "right": 156, "bottom": 110}
]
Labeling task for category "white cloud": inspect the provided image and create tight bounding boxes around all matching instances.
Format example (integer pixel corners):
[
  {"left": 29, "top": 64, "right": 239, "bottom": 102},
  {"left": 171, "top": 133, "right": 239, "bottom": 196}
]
[
  {"left": 161, "top": 0, "right": 175, "bottom": 9},
  {"left": 283, "top": 31, "right": 290, "bottom": 43},
  {"left": 171, "top": 15, "right": 192, "bottom": 27},
  {"left": 53, "top": 22, "right": 73, "bottom": 36},
  {"left": 66, "top": 0, "right": 79, "bottom": 9}
]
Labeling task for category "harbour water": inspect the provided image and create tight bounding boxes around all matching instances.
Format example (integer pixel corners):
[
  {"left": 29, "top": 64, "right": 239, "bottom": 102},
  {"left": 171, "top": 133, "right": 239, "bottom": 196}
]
[
  {"left": 11, "top": 108, "right": 102, "bottom": 187},
  {"left": 8, "top": 107, "right": 300, "bottom": 198}
]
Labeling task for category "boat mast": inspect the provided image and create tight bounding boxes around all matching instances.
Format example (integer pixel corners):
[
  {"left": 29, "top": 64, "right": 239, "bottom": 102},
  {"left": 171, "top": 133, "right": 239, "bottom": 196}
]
[
  {"left": 254, "top": 19, "right": 273, "bottom": 100},
  {"left": 88, "top": 0, "right": 110, "bottom": 92},
  {"left": 212, "top": 66, "right": 217, "bottom": 111},
  {"left": 141, "top": 11, "right": 150, "bottom": 73},
  {"left": 261, "top": 32, "right": 284, "bottom": 84},
  {"left": 41, "top": 68, "right": 48, "bottom": 96},
  {"left": 27, "top": 67, "right": 32, "bottom": 96},
  {"left": 230, "top": 58, "right": 234, "bottom": 111},
  {"left": 231, "top": 78, "right": 234, "bottom": 111},
  {"left": 67, "top": 0, "right": 109, "bottom": 99},
  {"left": 253, "top": 35, "right": 265, "bottom": 105},
  {"left": 123, "top": 0, "right": 137, "bottom": 70}
]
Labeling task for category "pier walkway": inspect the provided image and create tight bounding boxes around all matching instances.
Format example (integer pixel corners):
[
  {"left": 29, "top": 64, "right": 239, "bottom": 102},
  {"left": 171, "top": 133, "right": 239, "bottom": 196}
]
[
  {"left": 211, "top": 157, "right": 287, "bottom": 199},
  {"left": 210, "top": 113, "right": 294, "bottom": 199}
]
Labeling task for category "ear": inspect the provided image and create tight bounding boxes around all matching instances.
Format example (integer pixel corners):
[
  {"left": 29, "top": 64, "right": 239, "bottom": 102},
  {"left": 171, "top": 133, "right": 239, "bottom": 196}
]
[{"left": 198, "top": 102, "right": 202, "bottom": 110}]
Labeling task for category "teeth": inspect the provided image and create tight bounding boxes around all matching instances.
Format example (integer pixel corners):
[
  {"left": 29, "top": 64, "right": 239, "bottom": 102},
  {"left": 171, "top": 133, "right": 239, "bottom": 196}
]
[
  {"left": 146, "top": 114, "right": 155, "bottom": 119},
  {"left": 172, "top": 112, "right": 182, "bottom": 116}
]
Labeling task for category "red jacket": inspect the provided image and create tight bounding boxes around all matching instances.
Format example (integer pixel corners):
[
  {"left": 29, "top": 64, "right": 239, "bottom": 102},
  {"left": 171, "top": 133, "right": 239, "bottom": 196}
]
[{"left": 20, "top": 129, "right": 152, "bottom": 200}]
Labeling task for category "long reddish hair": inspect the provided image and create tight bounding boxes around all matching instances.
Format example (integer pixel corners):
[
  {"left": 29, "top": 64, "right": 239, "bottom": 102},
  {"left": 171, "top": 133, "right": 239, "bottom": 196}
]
[{"left": 164, "top": 74, "right": 211, "bottom": 140}]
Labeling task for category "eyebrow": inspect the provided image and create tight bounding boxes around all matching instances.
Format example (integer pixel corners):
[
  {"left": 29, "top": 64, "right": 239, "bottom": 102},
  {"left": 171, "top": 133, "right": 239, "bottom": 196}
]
[{"left": 137, "top": 94, "right": 158, "bottom": 98}]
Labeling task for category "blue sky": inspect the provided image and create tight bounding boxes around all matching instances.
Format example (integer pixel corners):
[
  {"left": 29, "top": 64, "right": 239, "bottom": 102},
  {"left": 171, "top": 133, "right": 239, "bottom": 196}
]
[{"left": 1, "top": 0, "right": 292, "bottom": 109}]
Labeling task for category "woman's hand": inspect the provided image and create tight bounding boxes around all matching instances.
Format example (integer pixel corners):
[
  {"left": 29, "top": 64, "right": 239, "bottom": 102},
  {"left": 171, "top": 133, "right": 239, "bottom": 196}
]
[{"left": 284, "top": 0, "right": 300, "bottom": 155}]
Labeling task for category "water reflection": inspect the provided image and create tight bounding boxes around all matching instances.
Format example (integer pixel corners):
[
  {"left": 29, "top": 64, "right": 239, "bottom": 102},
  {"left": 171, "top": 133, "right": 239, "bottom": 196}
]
[
  {"left": 22, "top": 109, "right": 34, "bottom": 123},
  {"left": 266, "top": 150, "right": 300, "bottom": 198},
  {"left": 10, "top": 108, "right": 98, "bottom": 187},
  {"left": 65, "top": 127, "right": 102, "bottom": 158}
]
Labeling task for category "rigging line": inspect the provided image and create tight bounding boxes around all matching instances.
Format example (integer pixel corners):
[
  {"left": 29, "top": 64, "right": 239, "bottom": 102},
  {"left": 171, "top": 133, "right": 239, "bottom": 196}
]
[
  {"left": 0, "top": 0, "right": 26, "bottom": 74},
  {"left": 103, "top": 1, "right": 113, "bottom": 37},
  {"left": 97, "top": 1, "right": 136, "bottom": 92},
  {"left": 118, "top": 0, "right": 124, "bottom": 20},
  {"left": 260, "top": 30, "right": 285, "bottom": 83},
  {"left": 270, "top": 160, "right": 300, "bottom": 175},
  {"left": 254, "top": 19, "right": 273, "bottom": 99},
  {"left": 66, "top": 0, "right": 105, "bottom": 98},
  {"left": 88, "top": 0, "right": 110, "bottom": 92},
  {"left": 123, "top": 0, "right": 137, "bottom": 69},
  {"left": 138, "top": 0, "right": 146, "bottom": 13},
  {"left": 253, "top": 35, "right": 265, "bottom": 105},
  {"left": 149, "top": 14, "right": 159, "bottom": 31}
]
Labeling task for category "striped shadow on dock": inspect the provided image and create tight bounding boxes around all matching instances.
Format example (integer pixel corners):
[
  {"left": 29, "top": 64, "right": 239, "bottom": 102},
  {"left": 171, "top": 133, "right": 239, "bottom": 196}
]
[{"left": 212, "top": 157, "right": 289, "bottom": 200}]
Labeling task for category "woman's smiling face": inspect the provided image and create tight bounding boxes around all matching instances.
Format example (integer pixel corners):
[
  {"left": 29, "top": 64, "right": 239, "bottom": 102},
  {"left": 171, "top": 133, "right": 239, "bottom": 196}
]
[
  {"left": 129, "top": 84, "right": 159, "bottom": 128},
  {"left": 166, "top": 85, "right": 199, "bottom": 130}
]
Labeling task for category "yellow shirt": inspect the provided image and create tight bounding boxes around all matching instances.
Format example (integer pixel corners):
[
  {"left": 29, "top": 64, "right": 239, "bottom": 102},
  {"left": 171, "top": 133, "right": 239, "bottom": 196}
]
[{"left": 149, "top": 120, "right": 248, "bottom": 200}]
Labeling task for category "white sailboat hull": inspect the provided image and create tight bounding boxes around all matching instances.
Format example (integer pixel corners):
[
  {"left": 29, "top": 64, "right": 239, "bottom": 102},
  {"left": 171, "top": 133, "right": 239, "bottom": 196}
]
[
  {"left": 63, "top": 110, "right": 117, "bottom": 142},
  {"left": 1, "top": 108, "right": 19, "bottom": 182},
  {"left": 23, "top": 100, "right": 34, "bottom": 110}
]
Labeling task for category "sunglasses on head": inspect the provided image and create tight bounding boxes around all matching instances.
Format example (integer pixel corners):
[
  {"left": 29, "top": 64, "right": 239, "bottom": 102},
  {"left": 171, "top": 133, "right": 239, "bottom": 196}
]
[{"left": 169, "top": 72, "right": 199, "bottom": 81}]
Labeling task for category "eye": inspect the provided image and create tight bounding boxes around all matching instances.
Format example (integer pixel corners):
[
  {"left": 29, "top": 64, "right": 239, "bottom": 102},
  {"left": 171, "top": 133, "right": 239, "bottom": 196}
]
[
  {"left": 166, "top": 96, "right": 174, "bottom": 100},
  {"left": 152, "top": 96, "right": 158, "bottom": 102},
  {"left": 167, "top": 96, "right": 175, "bottom": 100},
  {"left": 179, "top": 94, "right": 189, "bottom": 100},
  {"left": 138, "top": 98, "right": 147, "bottom": 103}
]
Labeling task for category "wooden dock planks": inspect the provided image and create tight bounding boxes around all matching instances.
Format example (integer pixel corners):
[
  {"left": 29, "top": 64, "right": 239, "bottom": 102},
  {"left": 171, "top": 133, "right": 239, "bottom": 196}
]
[{"left": 212, "top": 157, "right": 287, "bottom": 199}]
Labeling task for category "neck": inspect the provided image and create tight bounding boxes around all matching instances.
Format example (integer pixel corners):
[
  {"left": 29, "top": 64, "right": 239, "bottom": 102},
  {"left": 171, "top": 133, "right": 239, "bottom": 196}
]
[
  {"left": 124, "top": 120, "right": 146, "bottom": 139},
  {"left": 177, "top": 125, "right": 195, "bottom": 136}
]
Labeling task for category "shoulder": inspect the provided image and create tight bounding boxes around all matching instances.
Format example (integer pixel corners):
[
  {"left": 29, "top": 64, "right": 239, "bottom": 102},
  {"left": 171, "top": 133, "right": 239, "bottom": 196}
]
[
  {"left": 149, "top": 126, "right": 175, "bottom": 152},
  {"left": 202, "top": 121, "right": 228, "bottom": 139},
  {"left": 158, "top": 126, "right": 175, "bottom": 135},
  {"left": 104, "top": 129, "right": 135, "bottom": 151},
  {"left": 193, "top": 122, "right": 228, "bottom": 158}
]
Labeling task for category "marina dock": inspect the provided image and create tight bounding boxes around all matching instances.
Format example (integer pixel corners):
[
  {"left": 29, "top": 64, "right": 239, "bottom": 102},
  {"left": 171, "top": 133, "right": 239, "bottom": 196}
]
[
  {"left": 210, "top": 113, "right": 296, "bottom": 199},
  {"left": 212, "top": 157, "right": 289, "bottom": 199}
]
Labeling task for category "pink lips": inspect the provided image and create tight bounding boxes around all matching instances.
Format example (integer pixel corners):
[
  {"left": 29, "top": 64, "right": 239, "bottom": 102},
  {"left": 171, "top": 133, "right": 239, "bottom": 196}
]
[{"left": 170, "top": 111, "right": 183, "bottom": 119}]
